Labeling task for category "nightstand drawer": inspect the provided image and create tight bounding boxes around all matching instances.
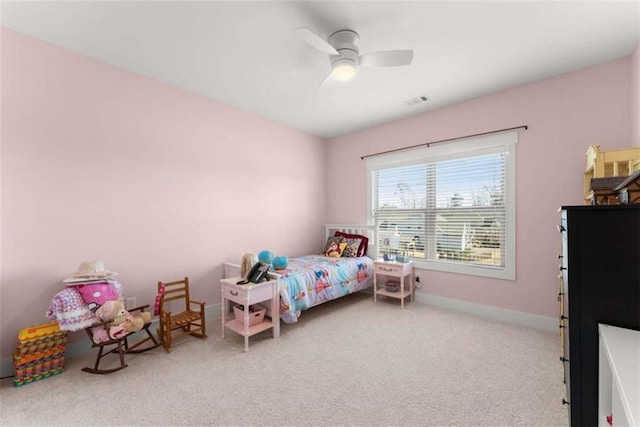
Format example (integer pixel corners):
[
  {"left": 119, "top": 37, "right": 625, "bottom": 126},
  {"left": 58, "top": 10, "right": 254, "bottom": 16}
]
[
  {"left": 223, "top": 282, "right": 273, "bottom": 303},
  {"left": 375, "top": 263, "right": 403, "bottom": 275}
]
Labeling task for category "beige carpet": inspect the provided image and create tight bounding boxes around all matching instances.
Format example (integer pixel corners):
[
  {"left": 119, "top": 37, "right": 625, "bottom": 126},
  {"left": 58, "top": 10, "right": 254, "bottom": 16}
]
[{"left": 0, "top": 293, "right": 569, "bottom": 426}]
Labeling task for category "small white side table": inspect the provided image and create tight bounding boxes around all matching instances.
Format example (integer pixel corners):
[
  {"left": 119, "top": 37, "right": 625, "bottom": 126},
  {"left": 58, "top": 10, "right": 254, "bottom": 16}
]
[{"left": 220, "top": 277, "right": 279, "bottom": 352}]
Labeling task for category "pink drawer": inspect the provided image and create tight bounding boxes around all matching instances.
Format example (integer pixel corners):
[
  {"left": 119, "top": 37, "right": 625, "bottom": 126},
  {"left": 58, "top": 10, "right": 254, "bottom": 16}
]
[{"left": 375, "top": 263, "right": 403, "bottom": 276}]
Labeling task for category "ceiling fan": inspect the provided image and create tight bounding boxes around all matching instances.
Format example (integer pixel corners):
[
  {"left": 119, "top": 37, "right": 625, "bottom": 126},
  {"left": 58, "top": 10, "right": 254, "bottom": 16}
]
[{"left": 294, "top": 27, "right": 414, "bottom": 88}]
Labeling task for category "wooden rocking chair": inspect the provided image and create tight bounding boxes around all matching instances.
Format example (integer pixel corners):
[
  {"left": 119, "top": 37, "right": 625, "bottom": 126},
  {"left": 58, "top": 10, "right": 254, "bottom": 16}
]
[
  {"left": 156, "top": 277, "right": 207, "bottom": 352},
  {"left": 82, "top": 305, "right": 160, "bottom": 374}
]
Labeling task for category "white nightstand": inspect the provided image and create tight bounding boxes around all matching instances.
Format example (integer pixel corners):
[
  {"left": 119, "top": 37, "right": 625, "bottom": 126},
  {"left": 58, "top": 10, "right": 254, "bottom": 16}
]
[
  {"left": 220, "top": 277, "right": 279, "bottom": 352},
  {"left": 373, "top": 260, "right": 414, "bottom": 308}
]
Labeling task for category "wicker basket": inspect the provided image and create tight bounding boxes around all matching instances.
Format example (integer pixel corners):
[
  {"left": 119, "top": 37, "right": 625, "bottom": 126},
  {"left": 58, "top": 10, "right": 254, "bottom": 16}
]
[{"left": 384, "top": 280, "right": 400, "bottom": 293}]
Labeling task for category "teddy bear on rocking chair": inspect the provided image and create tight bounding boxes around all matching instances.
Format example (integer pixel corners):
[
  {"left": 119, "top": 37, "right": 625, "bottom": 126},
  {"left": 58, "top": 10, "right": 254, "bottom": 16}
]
[
  {"left": 83, "top": 298, "right": 160, "bottom": 374},
  {"left": 90, "top": 299, "right": 151, "bottom": 343}
]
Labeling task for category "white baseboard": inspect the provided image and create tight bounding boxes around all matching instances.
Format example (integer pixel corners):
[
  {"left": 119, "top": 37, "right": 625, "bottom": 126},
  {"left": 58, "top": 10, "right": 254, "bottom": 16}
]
[{"left": 415, "top": 292, "right": 557, "bottom": 333}]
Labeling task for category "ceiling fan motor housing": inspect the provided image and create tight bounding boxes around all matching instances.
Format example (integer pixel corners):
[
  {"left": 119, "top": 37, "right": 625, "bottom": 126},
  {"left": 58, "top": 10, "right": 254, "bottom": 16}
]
[
  {"left": 329, "top": 30, "right": 360, "bottom": 67},
  {"left": 294, "top": 26, "right": 414, "bottom": 87}
]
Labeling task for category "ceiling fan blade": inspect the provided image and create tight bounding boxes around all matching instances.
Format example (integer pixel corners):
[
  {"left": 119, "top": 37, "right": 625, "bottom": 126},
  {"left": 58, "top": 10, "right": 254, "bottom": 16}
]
[
  {"left": 294, "top": 27, "right": 339, "bottom": 56},
  {"left": 316, "top": 71, "right": 335, "bottom": 93},
  {"left": 359, "top": 50, "right": 414, "bottom": 67}
]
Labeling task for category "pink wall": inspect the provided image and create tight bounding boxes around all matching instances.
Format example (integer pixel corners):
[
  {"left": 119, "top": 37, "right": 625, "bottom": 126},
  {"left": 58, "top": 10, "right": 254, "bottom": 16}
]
[
  {"left": 327, "top": 57, "right": 632, "bottom": 318},
  {"left": 631, "top": 43, "right": 640, "bottom": 146},
  {"left": 0, "top": 29, "right": 327, "bottom": 360},
  {"left": 1, "top": 26, "right": 636, "bottom": 365}
]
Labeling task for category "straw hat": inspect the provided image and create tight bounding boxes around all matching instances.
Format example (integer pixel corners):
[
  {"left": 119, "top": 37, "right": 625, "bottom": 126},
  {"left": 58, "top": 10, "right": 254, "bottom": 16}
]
[{"left": 63, "top": 260, "right": 117, "bottom": 283}]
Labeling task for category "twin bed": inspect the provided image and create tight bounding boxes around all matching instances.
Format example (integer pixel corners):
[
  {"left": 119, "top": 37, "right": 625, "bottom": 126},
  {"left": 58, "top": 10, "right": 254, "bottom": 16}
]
[{"left": 224, "top": 224, "right": 377, "bottom": 324}]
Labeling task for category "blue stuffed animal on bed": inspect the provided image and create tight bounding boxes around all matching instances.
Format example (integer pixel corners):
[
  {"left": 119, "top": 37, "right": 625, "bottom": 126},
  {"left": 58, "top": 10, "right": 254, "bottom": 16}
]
[{"left": 258, "top": 250, "right": 274, "bottom": 264}]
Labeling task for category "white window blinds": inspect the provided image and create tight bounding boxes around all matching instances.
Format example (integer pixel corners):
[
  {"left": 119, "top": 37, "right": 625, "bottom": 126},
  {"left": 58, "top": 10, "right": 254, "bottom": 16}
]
[{"left": 367, "top": 131, "right": 517, "bottom": 280}]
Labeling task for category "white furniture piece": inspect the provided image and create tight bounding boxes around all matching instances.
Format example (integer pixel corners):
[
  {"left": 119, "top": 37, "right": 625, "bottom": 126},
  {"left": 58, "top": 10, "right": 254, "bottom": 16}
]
[
  {"left": 373, "top": 260, "right": 414, "bottom": 308},
  {"left": 598, "top": 324, "right": 640, "bottom": 427},
  {"left": 220, "top": 277, "right": 279, "bottom": 352}
]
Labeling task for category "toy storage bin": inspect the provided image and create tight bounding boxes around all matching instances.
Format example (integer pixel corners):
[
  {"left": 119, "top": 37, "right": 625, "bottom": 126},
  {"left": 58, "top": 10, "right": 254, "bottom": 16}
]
[
  {"left": 384, "top": 279, "right": 400, "bottom": 293},
  {"left": 233, "top": 304, "right": 266, "bottom": 327},
  {"left": 13, "top": 322, "right": 67, "bottom": 387}
]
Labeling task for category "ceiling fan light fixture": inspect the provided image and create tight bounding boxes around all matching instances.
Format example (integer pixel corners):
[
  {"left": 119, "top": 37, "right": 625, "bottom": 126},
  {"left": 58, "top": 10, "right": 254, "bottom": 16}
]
[
  {"left": 297, "top": 27, "right": 413, "bottom": 88},
  {"left": 331, "top": 58, "right": 356, "bottom": 82}
]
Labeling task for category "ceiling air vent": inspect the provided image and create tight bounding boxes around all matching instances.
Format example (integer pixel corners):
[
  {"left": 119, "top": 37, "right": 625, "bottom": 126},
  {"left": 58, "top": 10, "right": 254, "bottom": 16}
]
[{"left": 403, "top": 95, "right": 428, "bottom": 106}]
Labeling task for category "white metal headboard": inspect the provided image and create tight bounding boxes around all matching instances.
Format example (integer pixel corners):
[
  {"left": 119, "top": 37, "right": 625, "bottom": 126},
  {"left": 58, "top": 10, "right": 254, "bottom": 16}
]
[{"left": 325, "top": 224, "right": 378, "bottom": 260}]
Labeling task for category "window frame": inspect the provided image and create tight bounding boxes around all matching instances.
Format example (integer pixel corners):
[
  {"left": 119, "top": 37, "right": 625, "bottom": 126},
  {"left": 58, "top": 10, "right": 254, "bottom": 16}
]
[{"left": 366, "top": 131, "right": 517, "bottom": 280}]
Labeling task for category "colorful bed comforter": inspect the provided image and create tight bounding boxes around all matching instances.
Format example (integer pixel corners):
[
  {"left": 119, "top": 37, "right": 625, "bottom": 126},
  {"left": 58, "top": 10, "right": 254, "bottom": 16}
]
[{"left": 277, "top": 255, "right": 373, "bottom": 323}]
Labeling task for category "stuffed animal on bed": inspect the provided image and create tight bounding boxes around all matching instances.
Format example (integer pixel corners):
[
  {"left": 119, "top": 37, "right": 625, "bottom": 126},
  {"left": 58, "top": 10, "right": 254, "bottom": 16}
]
[{"left": 272, "top": 256, "right": 288, "bottom": 270}]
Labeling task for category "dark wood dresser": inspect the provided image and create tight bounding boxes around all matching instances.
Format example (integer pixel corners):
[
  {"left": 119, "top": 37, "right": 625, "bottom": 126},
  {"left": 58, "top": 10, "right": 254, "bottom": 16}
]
[{"left": 559, "top": 204, "right": 640, "bottom": 426}]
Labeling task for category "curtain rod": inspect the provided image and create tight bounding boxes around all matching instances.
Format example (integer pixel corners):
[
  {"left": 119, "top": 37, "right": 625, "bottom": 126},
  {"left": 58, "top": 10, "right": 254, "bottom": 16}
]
[{"left": 360, "top": 125, "right": 528, "bottom": 160}]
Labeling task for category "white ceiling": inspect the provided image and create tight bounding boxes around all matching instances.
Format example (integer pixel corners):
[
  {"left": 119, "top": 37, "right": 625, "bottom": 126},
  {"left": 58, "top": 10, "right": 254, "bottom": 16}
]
[{"left": 2, "top": 1, "right": 639, "bottom": 138}]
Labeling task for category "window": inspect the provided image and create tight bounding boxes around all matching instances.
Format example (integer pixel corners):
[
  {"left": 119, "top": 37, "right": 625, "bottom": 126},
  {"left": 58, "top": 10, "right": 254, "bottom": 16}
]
[{"left": 366, "top": 131, "right": 517, "bottom": 280}]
